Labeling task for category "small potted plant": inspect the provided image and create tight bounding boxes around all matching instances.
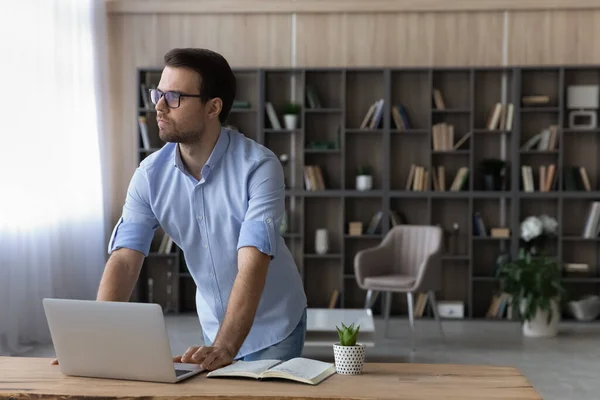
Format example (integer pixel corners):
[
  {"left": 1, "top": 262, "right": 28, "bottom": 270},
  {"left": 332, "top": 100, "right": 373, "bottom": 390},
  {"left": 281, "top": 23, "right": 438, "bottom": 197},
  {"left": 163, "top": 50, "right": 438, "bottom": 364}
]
[
  {"left": 333, "top": 322, "right": 365, "bottom": 375},
  {"left": 283, "top": 103, "right": 301, "bottom": 130},
  {"left": 355, "top": 166, "right": 373, "bottom": 191},
  {"left": 478, "top": 158, "right": 507, "bottom": 191}
]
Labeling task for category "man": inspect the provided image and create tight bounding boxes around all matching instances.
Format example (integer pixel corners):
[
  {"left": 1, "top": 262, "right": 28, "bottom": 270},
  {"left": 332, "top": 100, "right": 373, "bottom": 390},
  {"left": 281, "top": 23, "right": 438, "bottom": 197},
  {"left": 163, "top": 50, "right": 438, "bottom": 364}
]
[{"left": 92, "top": 48, "right": 306, "bottom": 371}]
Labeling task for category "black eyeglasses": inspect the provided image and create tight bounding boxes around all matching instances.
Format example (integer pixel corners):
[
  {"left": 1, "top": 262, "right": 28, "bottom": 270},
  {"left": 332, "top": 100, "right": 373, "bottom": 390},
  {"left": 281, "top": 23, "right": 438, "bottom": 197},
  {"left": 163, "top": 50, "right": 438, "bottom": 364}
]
[{"left": 150, "top": 88, "right": 202, "bottom": 109}]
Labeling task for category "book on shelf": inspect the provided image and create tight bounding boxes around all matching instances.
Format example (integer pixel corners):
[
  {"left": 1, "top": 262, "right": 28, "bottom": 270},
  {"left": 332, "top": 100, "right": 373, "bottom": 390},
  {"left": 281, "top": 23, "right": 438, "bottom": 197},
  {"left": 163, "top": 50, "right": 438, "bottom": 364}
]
[
  {"left": 305, "top": 85, "right": 322, "bottom": 109},
  {"left": 432, "top": 88, "right": 445, "bottom": 110},
  {"left": 413, "top": 292, "right": 429, "bottom": 317},
  {"left": 582, "top": 201, "right": 600, "bottom": 238},
  {"left": 405, "top": 164, "right": 429, "bottom": 191},
  {"left": 521, "top": 95, "right": 550, "bottom": 107},
  {"left": 564, "top": 166, "right": 592, "bottom": 191},
  {"left": 138, "top": 116, "right": 151, "bottom": 150},
  {"left": 158, "top": 233, "right": 173, "bottom": 254},
  {"left": 265, "top": 102, "right": 281, "bottom": 129},
  {"left": 140, "top": 83, "right": 151, "bottom": 109},
  {"left": 432, "top": 123, "right": 454, "bottom": 151},
  {"left": 328, "top": 289, "right": 339, "bottom": 308},
  {"left": 520, "top": 125, "right": 559, "bottom": 151},
  {"left": 304, "top": 165, "right": 326, "bottom": 191},
  {"left": 564, "top": 263, "right": 590, "bottom": 273},
  {"left": 472, "top": 212, "right": 487, "bottom": 237},
  {"left": 360, "top": 99, "right": 384, "bottom": 129},
  {"left": 206, "top": 357, "right": 336, "bottom": 386},
  {"left": 486, "top": 102, "right": 514, "bottom": 131},
  {"left": 391, "top": 105, "right": 412, "bottom": 130},
  {"left": 431, "top": 166, "right": 446, "bottom": 191},
  {"left": 449, "top": 167, "right": 469, "bottom": 191},
  {"left": 487, "top": 293, "right": 511, "bottom": 319},
  {"left": 521, "top": 164, "right": 556, "bottom": 192}
]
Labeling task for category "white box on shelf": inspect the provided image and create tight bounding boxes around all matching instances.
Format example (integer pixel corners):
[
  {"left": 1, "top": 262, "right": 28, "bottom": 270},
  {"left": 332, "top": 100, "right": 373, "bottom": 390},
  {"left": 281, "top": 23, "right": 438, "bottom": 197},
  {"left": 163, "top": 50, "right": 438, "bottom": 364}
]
[{"left": 437, "top": 301, "right": 464, "bottom": 319}]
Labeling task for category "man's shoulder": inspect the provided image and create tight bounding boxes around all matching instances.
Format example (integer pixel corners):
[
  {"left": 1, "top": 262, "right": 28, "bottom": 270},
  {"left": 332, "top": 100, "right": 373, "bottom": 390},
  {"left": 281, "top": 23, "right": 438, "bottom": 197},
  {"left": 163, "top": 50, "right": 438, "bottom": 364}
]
[
  {"left": 138, "top": 142, "right": 176, "bottom": 173},
  {"left": 225, "top": 127, "right": 278, "bottom": 165}
]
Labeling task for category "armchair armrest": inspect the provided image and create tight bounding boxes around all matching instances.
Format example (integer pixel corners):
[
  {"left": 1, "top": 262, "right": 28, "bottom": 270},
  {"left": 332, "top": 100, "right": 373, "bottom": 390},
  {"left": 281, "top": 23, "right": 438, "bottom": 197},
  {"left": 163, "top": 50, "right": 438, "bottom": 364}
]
[{"left": 354, "top": 243, "right": 392, "bottom": 288}]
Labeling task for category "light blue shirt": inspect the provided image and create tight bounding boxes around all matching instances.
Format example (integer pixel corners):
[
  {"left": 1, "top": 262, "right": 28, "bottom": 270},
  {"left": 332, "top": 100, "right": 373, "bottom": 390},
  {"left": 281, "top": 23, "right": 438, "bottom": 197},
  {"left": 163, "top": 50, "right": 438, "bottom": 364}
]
[{"left": 108, "top": 127, "right": 307, "bottom": 358}]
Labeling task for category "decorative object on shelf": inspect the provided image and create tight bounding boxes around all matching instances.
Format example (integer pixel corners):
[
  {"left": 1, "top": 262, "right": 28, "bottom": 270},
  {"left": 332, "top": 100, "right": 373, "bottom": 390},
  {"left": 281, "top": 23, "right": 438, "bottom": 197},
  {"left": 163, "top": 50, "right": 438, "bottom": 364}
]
[
  {"left": 348, "top": 221, "right": 363, "bottom": 236},
  {"left": 478, "top": 158, "right": 507, "bottom": 191},
  {"left": 566, "top": 85, "right": 599, "bottom": 129},
  {"left": 283, "top": 103, "right": 301, "bottom": 130},
  {"left": 520, "top": 214, "right": 558, "bottom": 255},
  {"left": 333, "top": 322, "right": 365, "bottom": 375},
  {"left": 447, "top": 223, "right": 460, "bottom": 255},
  {"left": 568, "top": 295, "right": 600, "bottom": 321},
  {"left": 355, "top": 166, "right": 373, "bottom": 191},
  {"left": 279, "top": 153, "right": 289, "bottom": 187},
  {"left": 315, "top": 229, "right": 329, "bottom": 254},
  {"left": 496, "top": 248, "right": 565, "bottom": 338},
  {"left": 490, "top": 227, "right": 510, "bottom": 238}
]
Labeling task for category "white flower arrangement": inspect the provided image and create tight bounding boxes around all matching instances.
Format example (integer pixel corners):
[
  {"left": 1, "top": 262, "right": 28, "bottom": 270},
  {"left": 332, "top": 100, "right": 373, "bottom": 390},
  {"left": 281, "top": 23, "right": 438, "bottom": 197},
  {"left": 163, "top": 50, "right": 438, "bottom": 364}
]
[
  {"left": 520, "top": 214, "right": 558, "bottom": 254},
  {"left": 521, "top": 214, "right": 558, "bottom": 241}
]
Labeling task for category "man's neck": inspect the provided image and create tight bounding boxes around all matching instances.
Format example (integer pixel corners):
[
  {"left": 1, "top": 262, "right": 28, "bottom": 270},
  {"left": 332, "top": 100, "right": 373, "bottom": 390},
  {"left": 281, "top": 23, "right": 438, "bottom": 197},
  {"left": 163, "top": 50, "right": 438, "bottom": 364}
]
[{"left": 178, "top": 125, "right": 221, "bottom": 181}]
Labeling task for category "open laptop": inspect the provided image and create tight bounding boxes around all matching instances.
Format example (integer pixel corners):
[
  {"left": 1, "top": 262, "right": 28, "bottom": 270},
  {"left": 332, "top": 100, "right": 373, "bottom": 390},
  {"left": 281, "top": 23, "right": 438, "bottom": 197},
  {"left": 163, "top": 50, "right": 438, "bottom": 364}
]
[{"left": 42, "top": 298, "right": 203, "bottom": 383}]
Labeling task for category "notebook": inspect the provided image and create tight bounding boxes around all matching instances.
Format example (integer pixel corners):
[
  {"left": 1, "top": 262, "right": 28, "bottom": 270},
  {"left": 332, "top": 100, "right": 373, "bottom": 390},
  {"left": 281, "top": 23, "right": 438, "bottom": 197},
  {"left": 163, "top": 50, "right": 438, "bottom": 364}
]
[{"left": 206, "top": 357, "right": 336, "bottom": 385}]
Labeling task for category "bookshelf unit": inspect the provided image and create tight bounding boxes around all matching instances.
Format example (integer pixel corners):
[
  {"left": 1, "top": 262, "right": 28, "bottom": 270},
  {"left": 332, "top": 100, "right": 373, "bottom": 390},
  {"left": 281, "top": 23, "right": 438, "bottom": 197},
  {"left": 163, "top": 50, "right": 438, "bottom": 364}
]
[{"left": 135, "top": 66, "right": 600, "bottom": 321}]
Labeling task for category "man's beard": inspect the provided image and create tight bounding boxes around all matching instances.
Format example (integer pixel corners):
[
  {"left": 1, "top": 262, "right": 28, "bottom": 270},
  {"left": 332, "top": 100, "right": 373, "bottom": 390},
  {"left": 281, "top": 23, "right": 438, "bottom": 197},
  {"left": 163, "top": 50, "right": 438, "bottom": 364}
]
[{"left": 159, "top": 128, "right": 201, "bottom": 144}]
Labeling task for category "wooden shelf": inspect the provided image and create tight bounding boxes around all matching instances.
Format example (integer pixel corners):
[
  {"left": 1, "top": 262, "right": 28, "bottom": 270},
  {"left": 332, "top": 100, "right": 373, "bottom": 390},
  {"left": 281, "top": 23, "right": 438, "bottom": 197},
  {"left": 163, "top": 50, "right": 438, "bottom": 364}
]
[{"left": 135, "top": 65, "right": 600, "bottom": 320}]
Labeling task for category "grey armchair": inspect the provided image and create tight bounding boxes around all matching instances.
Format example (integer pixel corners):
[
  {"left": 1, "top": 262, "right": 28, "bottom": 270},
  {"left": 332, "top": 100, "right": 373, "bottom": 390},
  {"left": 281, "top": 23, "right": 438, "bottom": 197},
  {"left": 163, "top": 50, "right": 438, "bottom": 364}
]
[{"left": 354, "top": 224, "right": 445, "bottom": 347}]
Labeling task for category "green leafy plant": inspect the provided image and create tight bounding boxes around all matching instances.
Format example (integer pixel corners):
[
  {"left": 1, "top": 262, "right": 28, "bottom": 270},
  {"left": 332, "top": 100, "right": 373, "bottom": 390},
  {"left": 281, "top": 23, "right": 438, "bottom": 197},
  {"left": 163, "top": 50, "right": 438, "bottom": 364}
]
[
  {"left": 357, "top": 166, "right": 371, "bottom": 176},
  {"left": 283, "top": 103, "right": 302, "bottom": 115},
  {"left": 496, "top": 248, "right": 566, "bottom": 324},
  {"left": 336, "top": 322, "right": 360, "bottom": 346}
]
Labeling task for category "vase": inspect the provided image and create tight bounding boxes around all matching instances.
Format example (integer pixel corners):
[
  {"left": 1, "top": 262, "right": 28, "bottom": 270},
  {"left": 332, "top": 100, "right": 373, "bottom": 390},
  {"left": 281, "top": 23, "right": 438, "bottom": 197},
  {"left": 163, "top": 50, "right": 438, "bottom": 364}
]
[
  {"left": 356, "top": 175, "right": 372, "bottom": 191},
  {"left": 315, "top": 229, "right": 329, "bottom": 254},
  {"left": 333, "top": 343, "right": 365, "bottom": 375},
  {"left": 284, "top": 114, "right": 298, "bottom": 130},
  {"left": 521, "top": 299, "right": 560, "bottom": 338}
]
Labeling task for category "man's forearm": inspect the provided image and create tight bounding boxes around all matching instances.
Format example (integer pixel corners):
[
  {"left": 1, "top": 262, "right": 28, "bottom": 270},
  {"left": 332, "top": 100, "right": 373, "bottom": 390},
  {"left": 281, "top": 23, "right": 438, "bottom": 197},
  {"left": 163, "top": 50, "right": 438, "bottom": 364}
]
[
  {"left": 96, "top": 249, "right": 144, "bottom": 302},
  {"left": 212, "top": 246, "right": 270, "bottom": 356}
]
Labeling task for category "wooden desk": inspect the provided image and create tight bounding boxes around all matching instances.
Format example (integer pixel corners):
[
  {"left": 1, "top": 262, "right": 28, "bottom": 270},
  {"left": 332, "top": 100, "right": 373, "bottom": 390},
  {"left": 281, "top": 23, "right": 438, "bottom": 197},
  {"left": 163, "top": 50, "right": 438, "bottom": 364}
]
[{"left": 0, "top": 357, "right": 541, "bottom": 400}]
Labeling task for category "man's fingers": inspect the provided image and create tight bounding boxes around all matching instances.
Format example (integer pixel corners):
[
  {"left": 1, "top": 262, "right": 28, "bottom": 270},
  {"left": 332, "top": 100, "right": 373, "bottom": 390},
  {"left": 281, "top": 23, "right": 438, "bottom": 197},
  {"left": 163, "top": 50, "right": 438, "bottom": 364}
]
[
  {"left": 192, "top": 346, "right": 212, "bottom": 363},
  {"left": 180, "top": 346, "right": 201, "bottom": 363},
  {"left": 172, "top": 355, "right": 183, "bottom": 363},
  {"left": 50, "top": 358, "right": 59, "bottom": 365},
  {"left": 200, "top": 351, "right": 219, "bottom": 370}
]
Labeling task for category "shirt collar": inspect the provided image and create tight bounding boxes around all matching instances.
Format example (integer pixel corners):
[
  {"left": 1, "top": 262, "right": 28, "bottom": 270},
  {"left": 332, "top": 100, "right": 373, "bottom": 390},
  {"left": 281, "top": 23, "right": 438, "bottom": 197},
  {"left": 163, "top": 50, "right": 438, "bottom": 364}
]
[{"left": 173, "top": 127, "right": 230, "bottom": 179}]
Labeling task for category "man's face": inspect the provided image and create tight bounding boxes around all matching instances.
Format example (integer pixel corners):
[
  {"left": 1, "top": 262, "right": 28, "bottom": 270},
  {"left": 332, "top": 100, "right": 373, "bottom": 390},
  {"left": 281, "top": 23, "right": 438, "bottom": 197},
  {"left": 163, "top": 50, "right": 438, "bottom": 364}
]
[{"left": 155, "top": 66, "right": 206, "bottom": 144}]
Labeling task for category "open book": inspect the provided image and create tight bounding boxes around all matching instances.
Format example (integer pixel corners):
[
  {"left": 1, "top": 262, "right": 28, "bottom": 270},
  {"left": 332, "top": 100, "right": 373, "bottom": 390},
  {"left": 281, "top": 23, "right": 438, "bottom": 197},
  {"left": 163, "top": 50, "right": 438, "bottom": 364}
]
[{"left": 206, "top": 357, "right": 336, "bottom": 385}]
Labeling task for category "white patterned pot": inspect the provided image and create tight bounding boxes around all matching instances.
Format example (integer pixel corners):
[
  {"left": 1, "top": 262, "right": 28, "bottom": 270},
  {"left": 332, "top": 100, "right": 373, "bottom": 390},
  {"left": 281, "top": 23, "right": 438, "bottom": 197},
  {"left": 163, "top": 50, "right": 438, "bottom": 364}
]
[{"left": 333, "top": 343, "right": 365, "bottom": 375}]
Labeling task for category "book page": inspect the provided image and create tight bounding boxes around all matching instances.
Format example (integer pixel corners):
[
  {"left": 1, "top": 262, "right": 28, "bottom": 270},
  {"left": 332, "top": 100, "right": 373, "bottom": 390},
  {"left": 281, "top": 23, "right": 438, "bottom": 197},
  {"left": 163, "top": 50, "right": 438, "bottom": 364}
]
[
  {"left": 264, "top": 357, "right": 335, "bottom": 381},
  {"left": 207, "top": 359, "right": 281, "bottom": 378}
]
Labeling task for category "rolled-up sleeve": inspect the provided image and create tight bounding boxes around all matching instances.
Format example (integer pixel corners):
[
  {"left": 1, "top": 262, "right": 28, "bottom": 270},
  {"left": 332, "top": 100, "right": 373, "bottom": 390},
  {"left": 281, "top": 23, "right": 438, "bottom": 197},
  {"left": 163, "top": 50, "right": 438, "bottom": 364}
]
[
  {"left": 108, "top": 167, "right": 159, "bottom": 256},
  {"left": 236, "top": 154, "right": 284, "bottom": 258}
]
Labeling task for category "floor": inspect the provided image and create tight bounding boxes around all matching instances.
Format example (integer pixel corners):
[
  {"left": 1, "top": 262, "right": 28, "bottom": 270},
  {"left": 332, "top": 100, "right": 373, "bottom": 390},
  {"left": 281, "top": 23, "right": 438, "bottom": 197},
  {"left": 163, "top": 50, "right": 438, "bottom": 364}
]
[{"left": 22, "top": 315, "right": 600, "bottom": 400}]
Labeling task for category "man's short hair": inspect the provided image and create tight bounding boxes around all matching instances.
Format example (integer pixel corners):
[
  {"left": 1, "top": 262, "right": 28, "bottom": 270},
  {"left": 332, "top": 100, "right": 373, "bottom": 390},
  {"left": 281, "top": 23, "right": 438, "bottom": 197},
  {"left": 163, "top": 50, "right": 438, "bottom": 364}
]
[{"left": 164, "top": 48, "right": 236, "bottom": 123}]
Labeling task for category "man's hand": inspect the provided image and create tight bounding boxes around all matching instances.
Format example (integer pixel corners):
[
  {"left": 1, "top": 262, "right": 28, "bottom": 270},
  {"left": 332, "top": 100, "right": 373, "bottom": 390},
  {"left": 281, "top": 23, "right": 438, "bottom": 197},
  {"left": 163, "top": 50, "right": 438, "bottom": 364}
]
[
  {"left": 173, "top": 345, "right": 235, "bottom": 371},
  {"left": 51, "top": 358, "right": 58, "bottom": 365}
]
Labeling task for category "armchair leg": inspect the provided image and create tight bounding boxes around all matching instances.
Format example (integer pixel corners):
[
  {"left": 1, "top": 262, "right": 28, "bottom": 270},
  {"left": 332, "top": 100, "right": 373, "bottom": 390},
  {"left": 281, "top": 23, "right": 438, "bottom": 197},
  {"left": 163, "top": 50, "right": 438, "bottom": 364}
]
[
  {"left": 383, "top": 291, "right": 392, "bottom": 339},
  {"left": 428, "top": 290, "right": 445, "bottom": 341},
  {"left": 406, "top": 292, "right": 415, "bottom": 351},
  {"left": 364, "top": 290, "right": 379, "bottom": 310}
]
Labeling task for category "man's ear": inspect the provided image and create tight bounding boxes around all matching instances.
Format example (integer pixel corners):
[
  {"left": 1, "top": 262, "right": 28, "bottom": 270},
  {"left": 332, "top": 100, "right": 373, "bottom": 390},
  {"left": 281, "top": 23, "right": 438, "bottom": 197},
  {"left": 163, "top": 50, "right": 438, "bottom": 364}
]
[{"left": 207, "top": 98, "right": 222, "bottom": 121}]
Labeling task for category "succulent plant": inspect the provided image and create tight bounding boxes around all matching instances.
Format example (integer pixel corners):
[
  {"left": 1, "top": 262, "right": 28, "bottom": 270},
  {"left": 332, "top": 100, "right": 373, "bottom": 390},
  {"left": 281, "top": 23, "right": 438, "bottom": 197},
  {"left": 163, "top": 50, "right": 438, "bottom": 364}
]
[{"left": 336, "top": 322, "right": 360, "bottom": 346}]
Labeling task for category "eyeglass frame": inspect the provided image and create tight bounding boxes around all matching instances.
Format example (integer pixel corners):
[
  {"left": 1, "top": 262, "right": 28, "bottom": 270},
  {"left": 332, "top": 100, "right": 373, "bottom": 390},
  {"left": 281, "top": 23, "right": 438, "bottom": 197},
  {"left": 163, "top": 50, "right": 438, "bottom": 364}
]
[{"left": 149, "top": 88, "right": 203, "bottom": 109}]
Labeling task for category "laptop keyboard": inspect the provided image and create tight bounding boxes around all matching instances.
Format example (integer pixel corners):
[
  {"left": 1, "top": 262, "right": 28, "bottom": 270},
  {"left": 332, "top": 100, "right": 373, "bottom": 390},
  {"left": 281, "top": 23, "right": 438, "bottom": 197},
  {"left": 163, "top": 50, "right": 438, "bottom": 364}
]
[{"left": 175, "top": 369, "right": 192, "bottom": 377}]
